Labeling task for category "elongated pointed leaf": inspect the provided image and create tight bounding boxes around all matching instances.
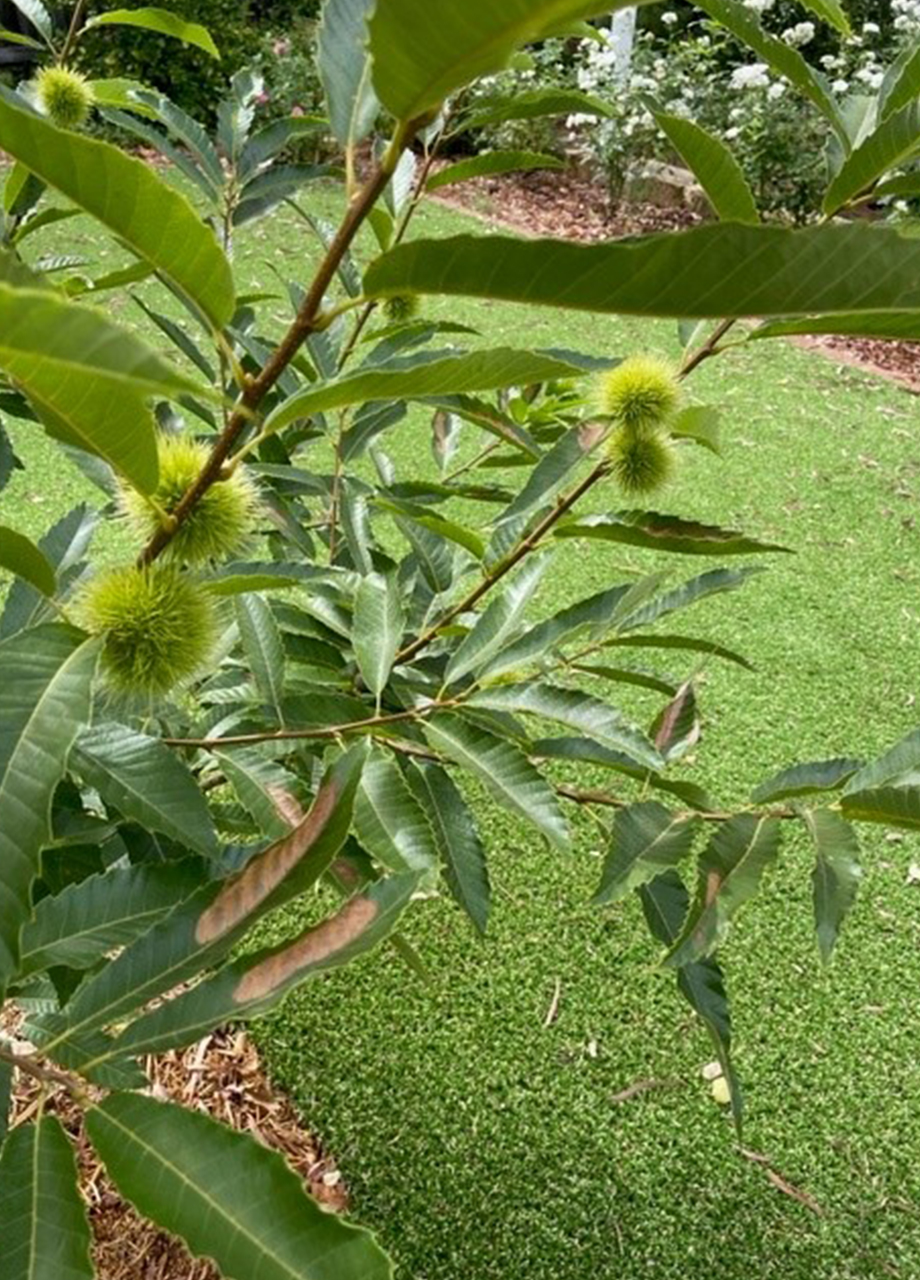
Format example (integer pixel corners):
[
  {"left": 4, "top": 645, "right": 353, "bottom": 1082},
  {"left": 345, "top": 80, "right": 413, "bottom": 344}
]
[
  {"left": 463, "top": 87, "right": 613, "bottom": 130},
  {"left": 114, "top": 873, "right": 420, "bottom": 1056},
  {"left": 71, "top": 723, "right": 219, "bottom": 858},
  {"left": 618, "top": 567, "right": 763, "bottom": 632},
  {"left": 797, "top": 0, "right": 850, "bottom": 34},
  {"left": 0, "top": 1061, "right": 10, "bottom": 1146},
  {"left": 445, "top": 552, "right": 552, "bottom": 685},
  {"left": 753, "top": 310, "right": 920, "bottom": 342},
  {"left": 670, "top": 404, "right": 721, "bottom": 454},
  {"left": 805, "top": 808, "right": 861, "bottom": 963},
  {"left": 264, "top": 349, "right": 584, "bottom": 434},
  {"left": 602, "top": 633, "right": 753, "bottom": 670},
  {"left": 212, "top": 749, "right": 299, "bottom": 841},
  {"left": 405, "top": 760, "right": 490, "bottom": 933},
  {"left": 640, "top": 869, "right": 742, "bottom": 1135},
  {"left": 85, "top": 8, "right": 220, "bottom": 57},
  {"left": 0, "top": 525, "right": 54, "bottom": 596},
  {"left": 423, "top": 713, "right": 569, "bottom": 849},
  {"left": 843, "top": 727, "right": 920, "bottom": 795},
  {"left": 493, "top": 424, "right": 604, "bottom": 541},
  {"left": 879, "top": 44, "right": 920, "bottom": 121},
  {"left": 353, "top": 573, "right": 405, "bottom": 696},
  {"left": 840, "top": 786, "right": 920, "bottom": 831},
  {"left": 47, "top": 746, "right": 366, "bottom": 1046},
  {"left": 355, "top": 753, "right": 439, "bottom": 877},
  {"left": 0, "top": 506, "right": 97, "bottom": 641},
  {"left": 235, "top": 594, "right": 287, "bottom": 724},
  {"left": 365, "top": 222, "right": 920, "bottom": 319},
  {"left": 368, "top": 0, "right": 655, "bottom": 122},
  {"left": 750, "top": 757, "right": 862, "bottom": 804},
  {"left": 595, "top": 802, "right": 698, "bottom": 904},
  {"left": 695, "top": 0, "right": 846, "bottom": 141},
  {"left": 468, "top": 681, "right": 662, "bottom": 769},
  {"left": 0, "top": 625, "right": 98, "bottom": 999},
  {"left": 665, "top": 814, "right": 782, "bottom": 967},
  {"left": 0, "top": 285, "right": 205, "bottom": 492},
  {"left": 0, "top": 91, "right": 234, "bottom": 327},
  {"left": 650, "top": 111, "right": 758, "bottom": 223},
  {"left": 0, "top": 1116, "right": 93, "bottom": 1280},
  {"left": 18, "top": 861, "right": 203, "bottom": 976},
  {"left": 427, "top": 150, "right": 564, "bottom": 190},
  {"left": 553, "top": 511, "right": 789, "bottom": 557},
  {"left": 478, "top": 581, "right": 637, "bottom": 681},
  {"left": 824, "top": 100, "right": 920, "bottom": 214},
  {"left": 651, "top": 680, "right": 699, "bottom": 763},
  {"left": 5, "top": 0, "right": 51, "bottom": 41},
  {"left": 318, "top": 0, "right": 378, "bottom": 147},
  {"left": 532, "top": 735, "right": 715, "bottom": 810},
  {"left": 87, "top": 1094, "right": 393, "bottom": 1279}
]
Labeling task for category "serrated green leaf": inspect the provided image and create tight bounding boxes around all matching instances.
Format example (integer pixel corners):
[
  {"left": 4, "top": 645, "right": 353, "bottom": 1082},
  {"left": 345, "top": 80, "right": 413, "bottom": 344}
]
[
  {"left": 651, "top": 680, "right": 699, "bottom": 762},
  {"left": 445, "top": 552, "right": 552, "bottom": 685},
  {"left": 805, "top": 808, "right": 861, "bottom": 963},
  {"left": 212, "top": 749, "right": 299, "bottom": 841},
  {"left": 365, "top": 222, "right": 920, "bottom": 319},
  {"left": 18, "top": 861, "right": 204, "bottom": 976},
  {"left": 264, "top": 349, "right": 585, "bottom": 435},
  {"left": 824, "top": 100, "right": 920, "bottom": 214},
  {"left": 405, "top": 760, "right": 490, "bottom": 933},
  {"left": 86, "top": 1094, "right": 393, "bottom": 1279},
  {"left": 843, "top": 726, "right": 920, "bottom": 795},
  {"left": 44, "top": 746, "right": 366, "bottom": 1047},
  {"left": 750, "top": 757, "right": 862, "bottom": 804},
  {"left": 5, "top": 0, "right": 51, "bottom": 41},
  {"left": 317, "top": 0, "right": 378, "bottom": 147},
  {"left": 797, "top": 0, "right": 850, "bottom": 34},
  {"left": 0, "top": 625, "right": 98, "bottom": 1000},
  {"left": 71, "top": 722, "right": 219, "bottom": 858},
  {"left": 368, "top": 0, "right": 658, "bottom": 123},
  {"left": 532, "top": 735, "right": 715, "bottom": 810},
  {"left": 85, "top": 8, "right": 220, "bottom": 56},
  {"left": 639, "top": 869, "right": 742, "bottom": 1135},
  {"left": 879, "top": 43, "right": 920, "bottom": 121},
  {"left": 665, "top": 814, "right": 782, "bottom": 967},
  {"left": 618, "top": 567, "right": 763, "bottom": 632},
  {"left": 0, "top": 1115, "right": 93, "bottom": 1280},
  {"left": 670, "top": 404, "right": 722, "bottom": 454},
  {"left": 235, "top": 594, "right": 287, "bottom": 725},
  {"left": 0, "top": 524, "right": 55, "bottom": 596},
  {"left": 353, "top": 572, "right": 405, "bottom": 697},
  {"left": 553, "top": 511, "right": 790, "bottom": 557},
  {"left": 753, "top": 310, "right": 920, "bottom": 342},
  {"left": 595, "top": 801, "right": 698, "bottom": 904},
  {"left": 839, "top": 786, "right": 920, "bottom": 830},
  {"left": 468, "top": 681, "right": 662, "bottom": 769},
  {"left": 112, "top": 873, "right": 420, "bottom": 1055},
  {"left": 0, "top": 90, "right": 233, "bottom": 327},
  {"left": 650, "top": 110, "right": 759, "bottom": 223},
  {"left": 423, "top": 713, "right": 569, "bottom": 849},
  {"left": 427, "top": 150, "right": 564, "bottom": 190},
  {"left": 601, "top": 633, "right": 753, "bottom": 670},
  {"left": 355, "top": 753, "right": 439, "bottom": 878}
]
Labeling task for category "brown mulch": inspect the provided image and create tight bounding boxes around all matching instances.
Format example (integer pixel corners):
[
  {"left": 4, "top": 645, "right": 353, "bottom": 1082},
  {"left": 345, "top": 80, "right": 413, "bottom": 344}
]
[
  {"left": 433, "top": 168, "right": 920, "bottom": 391},
  {"left": 6, "top": 1016, "right": 347, "bottom": 1280}
]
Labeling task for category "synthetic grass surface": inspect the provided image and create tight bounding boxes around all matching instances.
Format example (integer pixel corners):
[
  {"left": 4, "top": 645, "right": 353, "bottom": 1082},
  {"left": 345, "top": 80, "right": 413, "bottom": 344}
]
[{"left": 4, "top": 182, "right": 920, "bottom": 1279}]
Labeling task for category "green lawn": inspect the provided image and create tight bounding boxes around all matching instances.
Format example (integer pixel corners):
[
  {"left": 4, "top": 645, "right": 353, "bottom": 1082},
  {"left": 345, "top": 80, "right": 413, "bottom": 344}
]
[{"left": 6, "top": 185, "right": 920, "bottom": 1279}]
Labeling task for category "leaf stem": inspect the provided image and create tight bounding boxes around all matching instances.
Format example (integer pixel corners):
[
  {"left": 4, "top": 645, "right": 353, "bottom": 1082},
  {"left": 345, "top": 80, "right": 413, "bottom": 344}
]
[{"left": 163, "top": 698, "right": 458, "bottom": 749}]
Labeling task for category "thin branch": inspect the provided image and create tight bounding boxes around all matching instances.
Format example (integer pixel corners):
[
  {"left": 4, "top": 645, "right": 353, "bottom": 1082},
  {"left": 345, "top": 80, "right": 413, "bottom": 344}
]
[
  {"left": 60, "top": 0, "right": 88, "bottom": 61},
  {"left": 138, "top": 123, "right": 417, "bottom": 566},
  {"left": 679, "top": 317, "right": 737, "bottom": 380},
  {"left": 395, "top": 459, "right": 610, "bottom": 667},
  {"left": 164, "top": 700, "right": 457, "bottom": 750},
  {"left": 0, "top": 1042, "right": 89, "bottom": 1102}
]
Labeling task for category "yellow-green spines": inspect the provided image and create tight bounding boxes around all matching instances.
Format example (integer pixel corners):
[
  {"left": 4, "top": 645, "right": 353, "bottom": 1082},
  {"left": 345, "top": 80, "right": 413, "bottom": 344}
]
[
  {"left": 122, "top": 435, "right": 260, "bottom": 566},
  {"left": 35, "top": 66, "right": 95, "bottom": 129},
  {"left": 595, "top": 355, "right": 681, "bottom": 433},
  {"left": 79, "top": 564, "right": 219, "bottom": 698},
  {"left": 383, "top": 293, "right": 421, "bottom": 325},
  {"left": 609, "top": 427, "right": 675, "bottom": 496}
]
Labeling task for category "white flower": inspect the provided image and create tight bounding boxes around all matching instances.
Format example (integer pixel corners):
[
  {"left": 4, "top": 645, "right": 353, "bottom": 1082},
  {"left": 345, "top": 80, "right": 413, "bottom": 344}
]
[
  {"left": 767, "top": 81, "right": 786, "bottom": 99},
  {"left": 895, "top": 200, "right": 910, "bottom": 214},
  {"left": 730, "top": 62, "right": 770, "bottom": 90},
  {"left": 863, "top": 21, "right": 880, "bottom": 34},
  {"left": 662, "top": 10, "right": 678, "bottom": 24},
  {"left": 856, "top": 66, "right": 884, "bottom": 89},
  {"left": 782, "top": 21, "right": 815, "bottom": 46},
  {"left": 743, "top": 0, "right": 774, "bottom": 11},
  {"left": 725, "top": 126, "right": 741, "bottom": 139},
  {"left": 832, "top": 79, "right": 850, "bottom": 94}
]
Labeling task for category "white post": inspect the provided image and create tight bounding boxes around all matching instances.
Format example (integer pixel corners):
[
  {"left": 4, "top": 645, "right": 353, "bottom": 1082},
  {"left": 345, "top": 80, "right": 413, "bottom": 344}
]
[{"left": 609, "top": 7, "right": 637, "bottom": 88}]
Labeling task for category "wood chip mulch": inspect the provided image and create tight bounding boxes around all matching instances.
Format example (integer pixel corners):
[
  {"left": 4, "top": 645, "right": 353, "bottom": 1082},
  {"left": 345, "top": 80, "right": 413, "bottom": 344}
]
[
  {"left": 433, "top": 168, "right": 920, "bottom": 391},
  {"left": 5, "top": 1013, "right": 347, "bottom": 1280}
]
